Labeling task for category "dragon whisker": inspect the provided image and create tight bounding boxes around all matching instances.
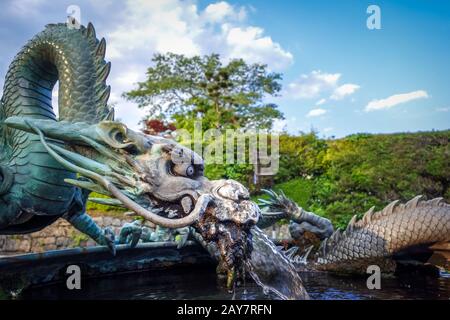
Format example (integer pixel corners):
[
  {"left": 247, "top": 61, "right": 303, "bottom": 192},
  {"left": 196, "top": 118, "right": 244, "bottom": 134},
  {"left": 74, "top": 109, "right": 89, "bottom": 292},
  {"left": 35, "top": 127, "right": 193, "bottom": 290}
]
[
  {"left": 79, "top": 135, "right": 125, "bottom": 163},
  {"left": 64, "top": 178, "right": 112, "bottom": 196},
  {"left": 108, "top": 172, "right": 137, "bottom": 188},
  {"left": 46, "top": 141, "right": 113, "bottom": 176},
  {"left": 27, "top": 120, "right": 210, "bottom": 229}
]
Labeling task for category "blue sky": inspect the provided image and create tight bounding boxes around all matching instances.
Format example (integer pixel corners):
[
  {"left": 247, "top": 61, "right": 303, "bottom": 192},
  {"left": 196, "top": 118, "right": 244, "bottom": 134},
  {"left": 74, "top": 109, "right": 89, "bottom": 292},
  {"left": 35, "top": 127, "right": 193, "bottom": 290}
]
[{"left": 0, "top": 0, "right": 449, "bottom": 137}]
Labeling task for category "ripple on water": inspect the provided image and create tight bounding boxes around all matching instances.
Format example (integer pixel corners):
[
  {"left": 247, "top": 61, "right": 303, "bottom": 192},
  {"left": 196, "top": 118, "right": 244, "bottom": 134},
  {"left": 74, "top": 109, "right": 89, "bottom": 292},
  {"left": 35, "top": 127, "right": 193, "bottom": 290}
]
[{"left": 21, "top": 265, "right": 450, "bottom": 300}]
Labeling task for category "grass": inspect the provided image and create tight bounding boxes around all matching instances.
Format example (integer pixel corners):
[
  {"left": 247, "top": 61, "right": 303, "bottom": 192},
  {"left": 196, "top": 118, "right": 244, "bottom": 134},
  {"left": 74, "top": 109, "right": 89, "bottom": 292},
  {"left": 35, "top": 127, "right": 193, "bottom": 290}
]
[
  {"left": 252, "top": 178, "right": 313, "bottom": 208},
  {"left": 86, "top": 192, "right": 126, "bottom": 215}
]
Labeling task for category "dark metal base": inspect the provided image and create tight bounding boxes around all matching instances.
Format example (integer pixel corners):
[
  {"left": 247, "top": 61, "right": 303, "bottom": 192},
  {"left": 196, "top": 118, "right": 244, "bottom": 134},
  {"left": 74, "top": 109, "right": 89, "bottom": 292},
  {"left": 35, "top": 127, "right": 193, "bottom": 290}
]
[{"left": 0, "top": 242, "right": 214, "bottom": 297}]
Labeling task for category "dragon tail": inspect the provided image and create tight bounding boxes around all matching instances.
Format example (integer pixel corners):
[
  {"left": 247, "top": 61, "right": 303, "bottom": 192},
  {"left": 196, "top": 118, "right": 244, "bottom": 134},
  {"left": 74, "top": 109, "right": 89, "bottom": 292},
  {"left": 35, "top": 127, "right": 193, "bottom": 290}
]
[{"left": 315, "top": 196, "right": 450, "bottom": 273}]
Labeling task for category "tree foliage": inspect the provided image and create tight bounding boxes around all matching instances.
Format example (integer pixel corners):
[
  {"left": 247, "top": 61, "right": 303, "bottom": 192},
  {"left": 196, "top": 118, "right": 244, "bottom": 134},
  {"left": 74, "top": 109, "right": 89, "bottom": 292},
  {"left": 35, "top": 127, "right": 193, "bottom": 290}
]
[
  {"left": 121, "top": 54, "right": 449, "bottom": 228},
  {"left": 258, "top": 130, "right": 450, "bottom": 228},
  {"left": 124, "top": 53, "right": 284, "bottom": 130}
]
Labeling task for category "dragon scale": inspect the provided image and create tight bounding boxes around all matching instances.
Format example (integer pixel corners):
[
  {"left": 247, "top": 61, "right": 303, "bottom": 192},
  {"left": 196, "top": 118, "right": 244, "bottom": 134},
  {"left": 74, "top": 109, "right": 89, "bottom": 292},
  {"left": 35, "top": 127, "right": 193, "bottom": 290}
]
[
  {"left": 313, "top": 196, "right": 450, "bottom": 273},
  {"left": 0, "top": 23, "right": 111, "bottom": 232},
  {"left": 0, "top": 22, "right": 266, "bottom": 292},
  {"left": 260, "top": 191, "right": 450, "bottom": 274}
]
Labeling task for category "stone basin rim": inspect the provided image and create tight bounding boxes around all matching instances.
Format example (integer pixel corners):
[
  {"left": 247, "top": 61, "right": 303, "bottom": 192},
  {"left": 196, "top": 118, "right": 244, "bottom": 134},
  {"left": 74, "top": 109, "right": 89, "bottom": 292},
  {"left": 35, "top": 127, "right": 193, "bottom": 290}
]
[{"left": 0, "top": 241, "right": 201, "bottom": 266}]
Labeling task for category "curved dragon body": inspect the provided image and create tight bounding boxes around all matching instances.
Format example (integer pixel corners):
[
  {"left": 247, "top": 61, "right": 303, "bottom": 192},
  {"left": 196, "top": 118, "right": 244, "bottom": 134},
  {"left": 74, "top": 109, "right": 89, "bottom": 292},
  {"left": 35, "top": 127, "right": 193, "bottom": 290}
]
[
  {"left": 312, "top": 196, "right": 450, "bottom": 273},
  {"left": 260, "top": 191, "right": 450, "bottom": 274},
  {"left": 0, "top": 22, "right": 264, "bottom": 291},
  {"left": 0, "top": 23, "right": 110, "bottom": 233}
]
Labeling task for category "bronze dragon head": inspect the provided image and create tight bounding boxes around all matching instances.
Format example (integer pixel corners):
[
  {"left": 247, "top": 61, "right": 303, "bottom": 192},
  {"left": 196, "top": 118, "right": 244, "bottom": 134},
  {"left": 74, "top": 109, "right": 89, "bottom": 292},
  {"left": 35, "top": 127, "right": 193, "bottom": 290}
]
[{"left": 5, "top": 116, "right": 260, "bottom": 288}]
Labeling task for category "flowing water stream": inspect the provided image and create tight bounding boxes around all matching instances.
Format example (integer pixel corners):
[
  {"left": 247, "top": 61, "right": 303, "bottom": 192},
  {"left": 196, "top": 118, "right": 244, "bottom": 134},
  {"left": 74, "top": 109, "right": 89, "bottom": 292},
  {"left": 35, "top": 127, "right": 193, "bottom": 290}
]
[
  {"left": 245, "top": 227, "right": 309, "bottom": 300},
  {"left": 15, "top": 228, "right": 450, "bottom": 300}
]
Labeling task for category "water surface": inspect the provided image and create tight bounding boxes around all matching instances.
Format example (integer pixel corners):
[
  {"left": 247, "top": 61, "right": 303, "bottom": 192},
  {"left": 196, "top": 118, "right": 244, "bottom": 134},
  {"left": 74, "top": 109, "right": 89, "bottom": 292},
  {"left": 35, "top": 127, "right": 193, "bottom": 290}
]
[{"left": 21, "top": 266, "right": 450, "bottom": 300}]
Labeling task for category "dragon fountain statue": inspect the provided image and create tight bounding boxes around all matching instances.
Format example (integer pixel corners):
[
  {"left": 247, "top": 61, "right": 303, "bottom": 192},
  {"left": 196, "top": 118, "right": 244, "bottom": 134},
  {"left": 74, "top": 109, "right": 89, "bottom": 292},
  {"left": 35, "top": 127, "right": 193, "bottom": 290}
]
[
  {"left": 4, "top": 20, "right": 447, "bottom": 300},
  {"left": 0, "top": 22, "right": 266, "bottom": 290},
  {"left": 259, "top": 190, "right": 450, "bottom": 274}
]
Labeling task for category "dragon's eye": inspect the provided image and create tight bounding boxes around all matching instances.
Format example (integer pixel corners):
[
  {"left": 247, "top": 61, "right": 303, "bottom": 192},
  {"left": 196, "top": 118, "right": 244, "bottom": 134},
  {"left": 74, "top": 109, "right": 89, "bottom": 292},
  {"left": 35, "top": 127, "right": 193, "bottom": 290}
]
[
  {"left": 185, "top": 165, "right": 194, "bottom": 177},
  {"left": 172, "top": 163, "right": 195, "bottom": 178}
]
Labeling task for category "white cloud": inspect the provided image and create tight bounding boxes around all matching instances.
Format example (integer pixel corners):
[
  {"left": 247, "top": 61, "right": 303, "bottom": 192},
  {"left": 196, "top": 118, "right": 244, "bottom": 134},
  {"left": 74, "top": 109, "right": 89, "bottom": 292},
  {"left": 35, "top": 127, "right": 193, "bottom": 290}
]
[
  {"left": 323, "top": 127, "right": 333, "bottom": 133},
  {"left": 225, "top": 26, "right": 293, "bottom": 70},
  {"left": 286, "top": 70, "right": 360, "bottom": 102},
  {"left": 286, "top": 71, "right": 341, "bottom": 99},
  {"left": 52, "top": 84, "right": 59, "bottom": 117},
  {"left": 103, "top": 60, "right": 150, "bottom": 130},
  {"left": 365, "top": 90, "right": 429, "bottom": 112},
  {"left": 114, "top": 69, "right": 142, "bottom": 88},
  {"left": 271, "top": 116, "right": 300, "bottom": 133},
  {"left": 316, "top": 98, "right": 326, "bottom": 105},
  {"left": 436, "top": 107, "right": 449, "bottom": 112},
  {"left": 106, "top": 0, "right": 292, "bottom": 69},
  {"left": 306, "top": 108, "right": 327, "bottom": 117},
  {"left": 203, "top": 1, "right": 246, "bottom": 22},
  {"left": 272, "top": 119, "right": 287, "bottom": 132},
  {"left": 8, "top": 0, "right": 45, "bottom": 16},
  {"left": 330, "top": 83, "right": 360, "bottom": 100},
  {"left": 102, "top": 0, "right": 293, "bottom": 129},
  {"left": 107, "top": 0, "right": 202, "bottom": 59}
]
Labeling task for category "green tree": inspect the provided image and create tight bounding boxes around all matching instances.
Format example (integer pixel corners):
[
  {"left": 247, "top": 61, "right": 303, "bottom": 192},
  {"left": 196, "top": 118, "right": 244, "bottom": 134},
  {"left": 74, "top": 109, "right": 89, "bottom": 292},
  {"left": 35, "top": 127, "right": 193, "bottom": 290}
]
[{"left": 124, "top": 53, "right": 284, "bottom": 130}]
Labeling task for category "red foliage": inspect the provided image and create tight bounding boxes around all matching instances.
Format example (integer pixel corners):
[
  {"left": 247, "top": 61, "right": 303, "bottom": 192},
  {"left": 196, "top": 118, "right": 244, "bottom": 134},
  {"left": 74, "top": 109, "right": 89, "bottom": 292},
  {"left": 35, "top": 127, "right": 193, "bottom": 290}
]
[{"left": 143, "top": 119, "right": 176, "bottom": 135}]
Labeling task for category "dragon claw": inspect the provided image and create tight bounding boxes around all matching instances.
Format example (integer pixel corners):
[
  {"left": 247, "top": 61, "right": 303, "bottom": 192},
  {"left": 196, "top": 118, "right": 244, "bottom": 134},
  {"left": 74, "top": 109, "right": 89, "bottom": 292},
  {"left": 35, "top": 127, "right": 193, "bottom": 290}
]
[
  {"left": 129, "top": 231, "right": 142, "bottom": 248},
  {"left": 175, "top": 228, "right": 191, "bottom": 249},
  {"left": 119, "top": 220, "right": 143, "bottom": 247},
  {"left": 103, "top": 227, "right": 116, "bottom": 256}
]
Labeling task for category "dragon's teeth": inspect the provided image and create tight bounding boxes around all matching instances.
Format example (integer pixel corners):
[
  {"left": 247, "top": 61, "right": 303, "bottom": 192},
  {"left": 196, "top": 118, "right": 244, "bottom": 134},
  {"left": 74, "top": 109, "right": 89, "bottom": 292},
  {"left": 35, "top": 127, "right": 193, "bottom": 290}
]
[{"left": 167, "top": 210, "right": 178, "bottom": 218}]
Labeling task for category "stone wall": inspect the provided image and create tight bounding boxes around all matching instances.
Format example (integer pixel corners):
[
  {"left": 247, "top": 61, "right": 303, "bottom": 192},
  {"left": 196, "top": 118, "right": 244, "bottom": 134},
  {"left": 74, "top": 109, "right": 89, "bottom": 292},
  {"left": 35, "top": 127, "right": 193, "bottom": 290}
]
[
  {"left": 0, "top": 216, "right": 135, "bottom": 255},
  {"left": 262, "top": 224, "right": 291, "bottom": 241},
  {"left": 0, "top": 215, "right": 291, "bottom": 255}
]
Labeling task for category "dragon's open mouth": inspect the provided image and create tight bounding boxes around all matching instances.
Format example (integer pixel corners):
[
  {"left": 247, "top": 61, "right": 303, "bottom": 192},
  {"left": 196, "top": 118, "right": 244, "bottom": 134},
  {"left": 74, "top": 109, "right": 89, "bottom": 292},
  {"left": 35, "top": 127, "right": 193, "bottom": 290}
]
[
  {"left": 5, "top": 117, "right": 260, "bottom": 289},
  {"left": 146, "top": 189, "right": 259, "bottom": 290},
  {"left": 135, "top": 172, "right": 260, "bottom": 290},
  {"left": 142, "top": 193, "right": 198, "bottom": 218},
  {"left": 196, "top": 208, "right": 253, "bottom": 288},
  {"left": 193, "top": 182, "right": 260, "bottom": 289}
]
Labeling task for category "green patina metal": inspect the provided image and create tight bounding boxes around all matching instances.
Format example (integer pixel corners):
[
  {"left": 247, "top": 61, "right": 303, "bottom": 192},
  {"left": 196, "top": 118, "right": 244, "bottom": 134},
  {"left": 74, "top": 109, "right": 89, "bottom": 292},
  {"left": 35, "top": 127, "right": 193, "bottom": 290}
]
[
  {"left": 0, "top": 22, "right": 263, "bottom": 292},
  {"left": 0, "top": 23, "right": 111, "bottom": 243},
  {"left": 259, "top": 190, "right": 450, "bottom": 274}
]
